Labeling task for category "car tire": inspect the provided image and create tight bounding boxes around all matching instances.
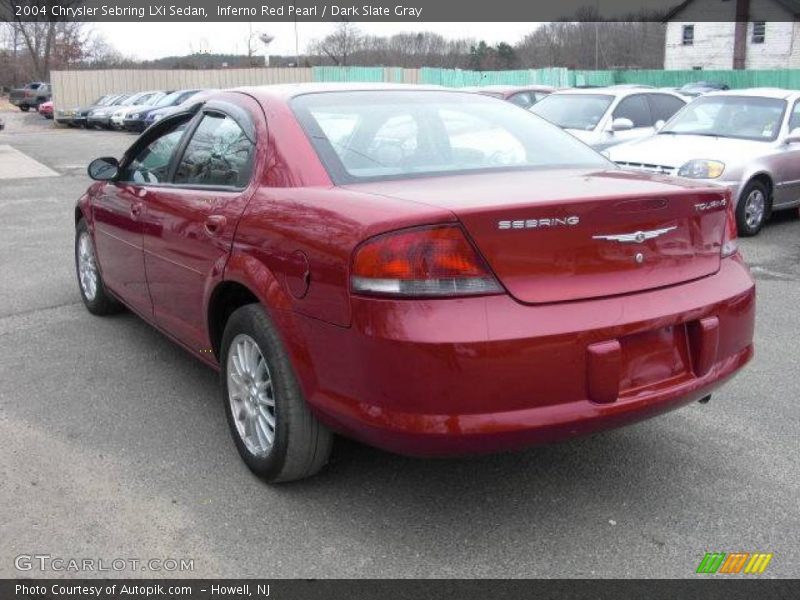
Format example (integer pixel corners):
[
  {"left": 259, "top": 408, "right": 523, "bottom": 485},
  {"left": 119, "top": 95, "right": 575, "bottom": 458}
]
[
  {"left": 19, "top": 104, "right": 30, "bottom": 112},
  {"left": 75, "top": 219, "right": 123, "bottom": 315},
  {"left": 736, "top": 180, "right": 769, "bottom": 237},
  {"left": 220, "top": 304, "right": 333, "bottom": 483}
]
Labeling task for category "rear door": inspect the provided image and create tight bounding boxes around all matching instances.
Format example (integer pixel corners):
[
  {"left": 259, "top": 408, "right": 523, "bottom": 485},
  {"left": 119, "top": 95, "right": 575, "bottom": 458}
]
[{"left": 140, "top": 94, "right": 260, "bottom": 351}]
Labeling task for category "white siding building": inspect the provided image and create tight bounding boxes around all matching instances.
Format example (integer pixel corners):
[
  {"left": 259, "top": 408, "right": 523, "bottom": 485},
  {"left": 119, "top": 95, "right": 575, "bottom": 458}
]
[{"left": 664, "top": 0, "right": 800, "bottom": 69}]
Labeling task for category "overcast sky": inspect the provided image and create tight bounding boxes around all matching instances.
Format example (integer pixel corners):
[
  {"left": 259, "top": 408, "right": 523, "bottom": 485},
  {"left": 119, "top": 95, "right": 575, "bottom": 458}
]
[{"left": 94, "top": 22, "right": 547, "bottom": 59}]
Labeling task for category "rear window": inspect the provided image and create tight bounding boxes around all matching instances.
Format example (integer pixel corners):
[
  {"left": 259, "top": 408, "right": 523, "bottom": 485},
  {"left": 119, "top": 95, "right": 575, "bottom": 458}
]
[{"left": 292, "top": 91, "right": 610, "bottom": 184}]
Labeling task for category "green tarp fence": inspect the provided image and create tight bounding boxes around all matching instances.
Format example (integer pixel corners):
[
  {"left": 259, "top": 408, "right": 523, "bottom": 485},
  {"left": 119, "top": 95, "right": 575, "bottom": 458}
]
[{"left": 312, "top": 66, "right": 800, "bottom": 90}]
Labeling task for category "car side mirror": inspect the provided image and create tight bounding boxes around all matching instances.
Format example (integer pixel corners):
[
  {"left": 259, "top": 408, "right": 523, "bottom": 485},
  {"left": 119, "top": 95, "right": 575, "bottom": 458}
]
[
  {"left": 610, "top": 117, "right": 634, "bottom": 132},
  {"left": 654, "top": 119, "right": 665, "bottom": 131},
  {"left": 784, "top": 127, "right": 800, "bottom": 145},
  {"left": 88, "top": 157, "right": 120, "bottom": 181}
]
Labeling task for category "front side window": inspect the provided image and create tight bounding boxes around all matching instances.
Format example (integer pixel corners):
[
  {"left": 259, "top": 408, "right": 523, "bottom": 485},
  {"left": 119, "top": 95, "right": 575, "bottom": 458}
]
[
  {"left": 530, "top": 93, "right": 614, "bottom": 131},
  {"left": 660, "top": 95, "right": 786, "bottom": 141},
  {"left": 788, "top": 100, "right": 800, "bottom": 131},
  {"left": 683, "top": 24, "right": 695, "bottom": 45},
  {"left": 752, "top": 22, "right": 766, "bottom": 44},
  {"left": 293, "top": 91, "right": 611, "bottom": 183},
  {"left": 613, "top": 95, "right": 652, "bottom": 128},
  {"left": 121, "top": 121, "right": 189, "bottom": 184},
  {"left": 174, "top": 113, "right": 254, "bottom": 188}
]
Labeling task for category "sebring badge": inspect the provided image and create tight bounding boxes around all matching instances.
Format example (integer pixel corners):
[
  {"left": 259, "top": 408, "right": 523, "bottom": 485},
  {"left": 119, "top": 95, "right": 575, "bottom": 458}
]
[
  {"left": 498, "top": 216, "right": 580, "bottom": 230},
  {"left": 592, "top": 225, "right": 677, "bottom": 244}
]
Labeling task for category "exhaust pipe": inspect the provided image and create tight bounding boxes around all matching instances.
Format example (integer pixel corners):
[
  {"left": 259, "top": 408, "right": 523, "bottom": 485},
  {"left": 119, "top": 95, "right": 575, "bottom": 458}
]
[{"left": 698, "top": 395, "right": 711, "bottom": 404}]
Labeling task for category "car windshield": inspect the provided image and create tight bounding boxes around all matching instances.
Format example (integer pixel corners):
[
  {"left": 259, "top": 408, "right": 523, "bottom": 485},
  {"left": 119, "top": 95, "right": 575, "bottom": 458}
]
[
  {"left": 292, "top": 90, "right": 610, "bottom": 183},
  {"left": 530, "top": 94, "right": 614, "bottom": 130},
  {"left": 660, "top": 95, "right": 787, "bottom": 141}
]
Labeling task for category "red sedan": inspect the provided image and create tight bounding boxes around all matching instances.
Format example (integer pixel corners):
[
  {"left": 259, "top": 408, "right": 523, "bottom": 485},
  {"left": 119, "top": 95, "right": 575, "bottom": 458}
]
[
  {"left": 38, "top": 100, "right": 54, "bottom": 119},
  {"left": 75, "top": 84, "right": 755, "bottom": 482},
  {"left": 462, "top": 84, "right": 555, "bottom": 108}
]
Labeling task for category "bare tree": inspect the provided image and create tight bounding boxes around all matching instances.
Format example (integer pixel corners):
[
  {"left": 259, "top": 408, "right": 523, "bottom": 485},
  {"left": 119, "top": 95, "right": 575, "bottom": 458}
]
[
  {"left": 310, "top": 21, "right": 363, "bottom": 66},
  {"left": 0, "top": 0, "right": 88, "bottom": 80}
]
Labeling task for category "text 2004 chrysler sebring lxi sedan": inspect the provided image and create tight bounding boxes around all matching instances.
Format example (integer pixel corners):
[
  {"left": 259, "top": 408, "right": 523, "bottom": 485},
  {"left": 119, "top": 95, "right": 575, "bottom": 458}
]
[{"left": 75, "top": 85, "right": 755, "bottom": 482}]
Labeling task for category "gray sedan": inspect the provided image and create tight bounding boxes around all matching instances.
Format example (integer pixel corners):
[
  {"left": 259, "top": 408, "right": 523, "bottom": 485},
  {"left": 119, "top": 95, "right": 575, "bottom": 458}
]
[{"left": 608, "top": 88, "right": 800, "bottom": 236}]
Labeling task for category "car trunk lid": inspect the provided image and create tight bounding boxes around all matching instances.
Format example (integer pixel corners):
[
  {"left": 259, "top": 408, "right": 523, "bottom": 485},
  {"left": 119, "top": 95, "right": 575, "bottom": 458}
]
[{"left": 345, "top": 168, "right": 729, "bottom": 304}]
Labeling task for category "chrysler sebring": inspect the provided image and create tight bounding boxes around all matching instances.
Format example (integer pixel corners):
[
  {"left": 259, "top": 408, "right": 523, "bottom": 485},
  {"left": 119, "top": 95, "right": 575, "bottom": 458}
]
[{"left": 75, "top": 85, "right": 755, "bottom": 482}]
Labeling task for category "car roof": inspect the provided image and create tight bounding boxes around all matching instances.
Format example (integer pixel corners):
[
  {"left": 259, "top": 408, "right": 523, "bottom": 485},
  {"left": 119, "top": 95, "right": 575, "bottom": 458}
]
[
  {"left": 238, "top": 82, "right": 462, "bottom": 103},
  {"left": 471, "top": 84, "right": 555, "bottom": 93},
  {"left": 703, "top": 87, "right": 800, "bottom": 100},
  {"left": 545, "top": 87, "right": 684, "bottom": 99}
]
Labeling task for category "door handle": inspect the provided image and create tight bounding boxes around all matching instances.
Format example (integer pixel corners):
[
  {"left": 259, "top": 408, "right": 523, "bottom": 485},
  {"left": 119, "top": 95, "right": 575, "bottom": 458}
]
[
  {"left": 205, "top": 215, "right": 227, "bottom": 236},
  {"left": 130, "top": 202, "right": 143, "bottom": 218}
]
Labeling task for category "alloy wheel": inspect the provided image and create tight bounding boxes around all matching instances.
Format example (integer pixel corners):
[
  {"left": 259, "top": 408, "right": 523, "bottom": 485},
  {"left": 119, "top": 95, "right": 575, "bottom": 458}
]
[
  {"left": 744, "top": 189, "right": 765, "bottom": 230},
  {"left": 226, "top": 334, "right": 276, "bottom": 457},
  {"left": 77, "top": 232, "right": 98, "bottom": 301}
]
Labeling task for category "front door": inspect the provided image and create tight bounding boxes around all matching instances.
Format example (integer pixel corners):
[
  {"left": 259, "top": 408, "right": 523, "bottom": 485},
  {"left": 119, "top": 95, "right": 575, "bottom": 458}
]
[
  {"left": 94, "top": 116, "right": 194, "bottom": 316},
  {"left": 140, "top": 97, "right": 259, "bottom": 351},
  {"left": 772, "top": 99, "right": 800, "bottom": 208}
]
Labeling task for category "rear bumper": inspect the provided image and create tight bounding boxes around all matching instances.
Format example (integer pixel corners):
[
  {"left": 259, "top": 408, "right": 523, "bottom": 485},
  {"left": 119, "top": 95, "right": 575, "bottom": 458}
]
[
  {"left": 87, "top": 116, "right": 110, "bottom": 127},
  {"left": 295, "top": 256, "right": 756, "bottom": 456},
  {"left": 123, "top": 118, "right": 145, "bottom": 132}
]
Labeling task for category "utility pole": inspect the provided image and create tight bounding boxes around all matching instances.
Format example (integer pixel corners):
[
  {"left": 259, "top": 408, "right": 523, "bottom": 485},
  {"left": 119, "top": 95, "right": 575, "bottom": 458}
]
[{"left": 595, "top": 0, "right": 600, "bottom": 70}]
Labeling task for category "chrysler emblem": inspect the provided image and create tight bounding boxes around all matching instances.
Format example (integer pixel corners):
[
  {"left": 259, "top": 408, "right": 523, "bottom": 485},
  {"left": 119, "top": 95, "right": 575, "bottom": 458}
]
[{"left": 592, "top": 226, "right": 677, "bottom": 244}]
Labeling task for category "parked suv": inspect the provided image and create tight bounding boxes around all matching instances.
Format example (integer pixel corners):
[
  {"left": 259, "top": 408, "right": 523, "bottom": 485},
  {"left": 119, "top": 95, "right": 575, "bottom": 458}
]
[{"left": 9, "top": 82, "right": 51, "bottom": 112}]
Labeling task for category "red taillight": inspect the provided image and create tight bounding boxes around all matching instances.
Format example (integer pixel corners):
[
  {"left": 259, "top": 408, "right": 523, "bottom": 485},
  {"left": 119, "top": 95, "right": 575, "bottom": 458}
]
[
  {"left": 721, "top": 197, "right": 738, "bottom": 258},
  {"left": 351, "top": 225, "right": 502, "bottom": 297}
]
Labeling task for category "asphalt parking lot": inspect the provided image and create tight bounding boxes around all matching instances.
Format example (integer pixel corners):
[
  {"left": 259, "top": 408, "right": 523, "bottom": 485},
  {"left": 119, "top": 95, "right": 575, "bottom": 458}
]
[{"left": 1, "top": 108, "right": 798, "bottom": 579}]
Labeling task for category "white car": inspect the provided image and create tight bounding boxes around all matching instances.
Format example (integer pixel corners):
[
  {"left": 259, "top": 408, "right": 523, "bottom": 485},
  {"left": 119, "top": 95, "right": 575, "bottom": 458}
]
[
  {"left": 109, "top": 91, "right": 167, "bottom": 129},
  {"left": 608, "top": 88, "right": 800, "bottom": 236},
  {"left": 530, "top": 87, "right": 687, "bottom": 150}
]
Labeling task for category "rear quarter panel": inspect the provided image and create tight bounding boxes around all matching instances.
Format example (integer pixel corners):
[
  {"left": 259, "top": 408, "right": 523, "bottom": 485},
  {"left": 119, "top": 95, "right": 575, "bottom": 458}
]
[{"left": 228, "top": 93, "right": 456, "bottom": 328}]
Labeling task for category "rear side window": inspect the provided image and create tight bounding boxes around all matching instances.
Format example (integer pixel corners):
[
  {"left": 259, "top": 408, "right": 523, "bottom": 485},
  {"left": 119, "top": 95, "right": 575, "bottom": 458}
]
[
  {"left": 648, "top": 94, "right": 686, "bottom": 122},
  {"left": 174, "top": 113, "right": 254, "bottom": 188},
  {"left": 613, "top": 95, "right": 652, "bottom": 128}
]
